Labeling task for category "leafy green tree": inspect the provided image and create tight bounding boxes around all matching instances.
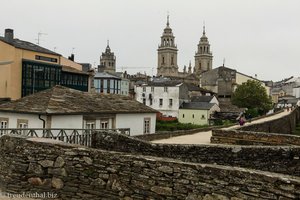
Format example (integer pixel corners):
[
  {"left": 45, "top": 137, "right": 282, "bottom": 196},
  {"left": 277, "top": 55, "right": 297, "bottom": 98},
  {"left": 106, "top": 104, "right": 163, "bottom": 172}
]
[{"left": 231, "top": 80, "right": 272, "bottom": 114}]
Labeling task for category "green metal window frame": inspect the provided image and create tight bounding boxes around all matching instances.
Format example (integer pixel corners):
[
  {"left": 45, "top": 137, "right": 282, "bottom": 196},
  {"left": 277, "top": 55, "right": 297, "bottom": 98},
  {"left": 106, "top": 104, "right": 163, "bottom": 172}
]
[{"left": 22, "top": 60, "right": 62, "bottom": 97}]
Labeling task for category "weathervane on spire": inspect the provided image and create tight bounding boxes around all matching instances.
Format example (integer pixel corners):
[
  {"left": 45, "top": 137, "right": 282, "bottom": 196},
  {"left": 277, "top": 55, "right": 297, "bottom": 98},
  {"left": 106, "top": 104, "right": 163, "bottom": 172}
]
[
  {"left": 107, "top": 39, "right": 109, "bottom": 47},
  {"left": 203, "top": 21, "right": 206, "bottom": 35}
]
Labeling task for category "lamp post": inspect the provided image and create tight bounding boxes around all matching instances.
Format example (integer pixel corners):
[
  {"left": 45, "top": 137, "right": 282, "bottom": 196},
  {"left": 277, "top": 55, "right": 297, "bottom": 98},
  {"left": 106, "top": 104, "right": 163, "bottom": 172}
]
[{"left": 33, "top": 69, "right": 43, "bottom": 94}]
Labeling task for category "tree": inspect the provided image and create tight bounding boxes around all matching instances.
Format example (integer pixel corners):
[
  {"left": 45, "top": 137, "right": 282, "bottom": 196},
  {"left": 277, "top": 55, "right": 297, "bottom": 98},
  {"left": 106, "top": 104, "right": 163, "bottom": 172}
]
[{"left": 231, "top": 80, "right": 272, "bottom": 114}]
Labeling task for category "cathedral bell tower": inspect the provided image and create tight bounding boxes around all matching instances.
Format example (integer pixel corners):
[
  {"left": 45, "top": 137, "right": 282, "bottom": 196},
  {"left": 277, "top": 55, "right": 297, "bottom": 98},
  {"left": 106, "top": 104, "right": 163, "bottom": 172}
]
[
  {"left": 194, "top": 26, "right": 213, "bottom": 75},
  {"left": 99, "top": 40, "right": 116, "bottom": 73},
  {"left": 157, "top": 16, "right": 178, "bottom": 77}
]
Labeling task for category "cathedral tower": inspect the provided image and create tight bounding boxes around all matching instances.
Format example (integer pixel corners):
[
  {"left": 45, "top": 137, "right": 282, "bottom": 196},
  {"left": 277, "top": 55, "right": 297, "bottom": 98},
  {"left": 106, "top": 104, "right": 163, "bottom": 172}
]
[
  {"left": 194, "top": 26, "right": 213, "bottom": 75},
  {"left": 157, "top": 16, "right": 178, "bottom": 77},
  {"left": 99, "top": 41, "right": 116, "bottom": 73}
]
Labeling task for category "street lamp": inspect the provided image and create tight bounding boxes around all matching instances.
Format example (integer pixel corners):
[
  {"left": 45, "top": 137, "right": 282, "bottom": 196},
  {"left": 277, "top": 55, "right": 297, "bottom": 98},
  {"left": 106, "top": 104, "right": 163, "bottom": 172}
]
[
  {"left": 33, "top": 69, "right": 43, "bottom": 94},
  {"left": 0, "top": 61, "right": 13, "bottom": 65}
]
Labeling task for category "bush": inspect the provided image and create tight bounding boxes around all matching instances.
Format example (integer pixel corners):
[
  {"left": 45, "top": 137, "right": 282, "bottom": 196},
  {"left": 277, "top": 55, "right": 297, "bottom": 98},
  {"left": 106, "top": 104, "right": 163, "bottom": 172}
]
[{"left": 156, "top": 120, "right": 209, "bottom": 131}]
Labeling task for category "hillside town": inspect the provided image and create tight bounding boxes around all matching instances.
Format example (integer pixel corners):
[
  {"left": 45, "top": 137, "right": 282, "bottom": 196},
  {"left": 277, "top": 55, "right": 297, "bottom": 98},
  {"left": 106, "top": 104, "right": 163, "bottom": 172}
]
[
  {"left": 1, "top": 7, "right": 300, "bottom": 199},
  {"left": 1, "top": 18, "right": 299, "bottom": 135}
]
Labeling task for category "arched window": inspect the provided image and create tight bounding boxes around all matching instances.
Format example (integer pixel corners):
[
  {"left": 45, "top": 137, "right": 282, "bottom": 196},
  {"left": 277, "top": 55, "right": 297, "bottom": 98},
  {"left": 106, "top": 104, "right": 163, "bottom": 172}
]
[
  {"left": 171, "top": 57, "right": 174, "bottom": 65},
  {"left": 162, "top": 56, "right": 165, "bottom": 65}
]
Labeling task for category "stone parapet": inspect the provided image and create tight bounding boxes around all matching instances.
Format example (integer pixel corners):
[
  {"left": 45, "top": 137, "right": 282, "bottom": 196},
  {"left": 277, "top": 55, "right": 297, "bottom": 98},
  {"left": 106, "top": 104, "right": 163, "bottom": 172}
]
[
  {"left": 1, "top": 135, "right": 300, "bottom": 199},
  {"left": 92, "top": 130, "right": 300, "bottom": 176}
]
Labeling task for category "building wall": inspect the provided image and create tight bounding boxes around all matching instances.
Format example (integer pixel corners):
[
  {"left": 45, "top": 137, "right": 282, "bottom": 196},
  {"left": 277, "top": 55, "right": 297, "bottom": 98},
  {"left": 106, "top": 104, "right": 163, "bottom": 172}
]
[
  {"left": 293, "top": 87, "right": 300, "bottom": 98},
  {"left": 120, "top": 79, "right": 130, "bottom": 96},
  {"left": 135, "top": 85, "right": 180, "bottom": 117},
  {"left": 94, "top": 78, "right": 121, "bottom": 94},
  {"left": 178, "top": 109, "right": 209, "bottom": 125},
  {"left": 235, "top": 73, "right": 270, "bottom": 95},
  {"left": 51, "top": 115, "right": 83, "bottom": 129},
  {"left": 116, "top": 113, "right": 156, "bottom": 136},
  {"left": 178, "top": 104, "right": 219, "bottom": 125},
  {"left": 0, "top": 41, "right": 61, "bottom": 100},
  {"left": 60, "top": 56, "right": 82, "bottom": 71},
  {"left": 0, "top": 41, "right": 14, "bottom": 99},
  {"left": 0, "top": 112, "right": 44, "bottom": 128}
]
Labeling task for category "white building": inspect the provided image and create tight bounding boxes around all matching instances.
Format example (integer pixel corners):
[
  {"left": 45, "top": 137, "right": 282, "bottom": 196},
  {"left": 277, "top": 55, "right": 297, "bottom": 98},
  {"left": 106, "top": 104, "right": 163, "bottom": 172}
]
[
  {"left": 0, "top": 86, "right": 157, "bottom": 136},
  {"left": 179, "top": 102, "right": 220, "bottom": 125},
  {"left": 135, "top": 80, "right": 189, "bottom": 118},
  {"left": 293, "top": 86, "right": 300, "bottom": 98}
]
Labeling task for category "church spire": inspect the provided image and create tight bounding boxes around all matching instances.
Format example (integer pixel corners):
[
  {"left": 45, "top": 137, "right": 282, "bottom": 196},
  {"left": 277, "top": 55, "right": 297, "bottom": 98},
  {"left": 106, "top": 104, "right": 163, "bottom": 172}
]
[
  {"left": 203, "top": 21, "right": 206, "bottom": 35},
  {"left": 167, "top": 14, "right": 170, "bottom": 27}
]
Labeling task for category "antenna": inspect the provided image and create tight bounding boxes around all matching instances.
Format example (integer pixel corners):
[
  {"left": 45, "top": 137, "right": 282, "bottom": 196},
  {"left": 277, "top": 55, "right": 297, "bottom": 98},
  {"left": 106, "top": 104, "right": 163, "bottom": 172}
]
[
  {"left": 72, "top": 47, "right": 75, "bottom": 54},
  {"left": 36, "top": 32, "right": 47, "bottom": 45}
]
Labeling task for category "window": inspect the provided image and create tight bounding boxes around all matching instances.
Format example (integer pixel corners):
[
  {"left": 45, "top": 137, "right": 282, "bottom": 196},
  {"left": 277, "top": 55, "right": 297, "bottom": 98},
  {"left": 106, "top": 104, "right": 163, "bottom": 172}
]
[
  {"left": 85, "top": 121, "right": 95, "bottom": 129},
  {"left": 144, "top": 118, "right": 150, "bottom": 134},
  {"left": 143, "top": 98, "right": 146, "bottom": 105},
  {"left": 192, "top": 114, "right": 194, "bottom": 118},
  {"left": 162, "top": 56, "right": 165, "bottom": 64},
  {"left": 150, "top": 98, "right": 153, "bottom": 106},
  {"left": 100, "top": 120, "right": 109, "bottom": 129},
  {"left": 159, "top": 99, "right": 163, "bottom": 106},
  {"left": 151, "top": 87, "right": 154, "bottom": 92},
  {"left": 143, "top": 87, "right": 146, "bottom": 92},
  {"left": 17, "top": 119, "right": 28, "bottom": 135},
  {"left": 171, "top": 57, "right": 174, "bottom": 65},
  {"left": 169, "top": 99, "right": 173, "bottom": 106},
  {"left": 164, "top": 87, "right": 168, "bottom": 92},
  {"left": 0, "top": 118, "right": 8, "bottom": 135},
  {"left": 182, "top": 114, "right": 185, "bottom": 118},
  {"left": 201, "top": 115, "right": 206, "bottom": 119}
]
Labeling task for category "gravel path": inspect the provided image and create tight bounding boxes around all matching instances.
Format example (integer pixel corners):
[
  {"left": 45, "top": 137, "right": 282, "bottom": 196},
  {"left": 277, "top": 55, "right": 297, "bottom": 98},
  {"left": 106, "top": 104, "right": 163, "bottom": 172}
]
[{"left": 152, "top": 110, "right": 291, "bottom": 145}]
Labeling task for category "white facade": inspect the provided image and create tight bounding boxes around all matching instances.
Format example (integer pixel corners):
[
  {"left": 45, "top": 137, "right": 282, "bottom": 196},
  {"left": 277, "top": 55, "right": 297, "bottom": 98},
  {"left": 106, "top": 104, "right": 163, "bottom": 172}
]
[
  {"left": 293, "top": 87, "right": 300, "bottom": 98},
  {"left": 120, "top": 79, "right": 130, "bottom": 96},
  {"left": 116, "top": 113, "right": 156, "bottom": 136},
  {"left": 0, "top": 111, "right": 156, "bottom": 136},
  {"left": 135, "top": 84, "right": 181, "bottom": 117},
  {"left": 0, "top": 112, "right": 44, "bottom": 129},
  {"left": 51, "top": 115, "right": 83, "bottom": 129}
]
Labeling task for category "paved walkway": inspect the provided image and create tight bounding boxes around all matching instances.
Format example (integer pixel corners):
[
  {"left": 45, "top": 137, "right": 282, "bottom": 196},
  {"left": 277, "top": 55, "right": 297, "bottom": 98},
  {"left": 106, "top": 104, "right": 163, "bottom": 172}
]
[{"left": 152, "top": 110, "right": 291, "bottom": 145}]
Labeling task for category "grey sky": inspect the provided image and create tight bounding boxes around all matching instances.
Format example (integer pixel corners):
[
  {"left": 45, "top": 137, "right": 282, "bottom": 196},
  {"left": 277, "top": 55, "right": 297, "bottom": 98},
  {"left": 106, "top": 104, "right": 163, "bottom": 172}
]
[{"left": 1, "top": 0, "right": 299, "bottom": 81}]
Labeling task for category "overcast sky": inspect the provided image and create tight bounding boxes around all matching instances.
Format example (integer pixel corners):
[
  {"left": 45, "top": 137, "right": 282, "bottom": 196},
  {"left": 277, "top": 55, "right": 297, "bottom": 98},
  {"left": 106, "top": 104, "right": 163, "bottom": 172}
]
[{"left": 1, "top": 0, "right": 299, "bottom": 81}]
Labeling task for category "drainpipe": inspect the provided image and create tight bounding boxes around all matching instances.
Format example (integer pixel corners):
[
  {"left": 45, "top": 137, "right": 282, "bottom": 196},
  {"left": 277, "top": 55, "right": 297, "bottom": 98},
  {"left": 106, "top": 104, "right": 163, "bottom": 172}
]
[{"left": 38, "top": 114, "right": 46, "bottom": 128}]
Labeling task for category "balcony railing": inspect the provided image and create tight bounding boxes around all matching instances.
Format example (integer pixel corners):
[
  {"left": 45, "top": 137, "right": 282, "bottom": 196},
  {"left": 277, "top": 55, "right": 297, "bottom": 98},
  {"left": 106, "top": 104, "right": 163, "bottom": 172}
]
[{"left": 0, "top": 128, "right": 130, "bottom": 147}]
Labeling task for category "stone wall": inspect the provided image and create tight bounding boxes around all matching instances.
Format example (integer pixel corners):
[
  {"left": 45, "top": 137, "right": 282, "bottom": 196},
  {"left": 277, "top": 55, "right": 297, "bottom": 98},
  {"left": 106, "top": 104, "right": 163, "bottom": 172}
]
[
  {"left": 92, "top": 130, "right": 300, "bottom": 176},
  {"left": 135, "top": 124, "right": 232, "bottom": 141},
  {"left": 1, "top": 135, "right": 300, "bottom": 199},
  {"left": 238, "top": 107, "right": 300, "bottom": 134},
  {"left": 211, "top": 129, "right": 300, "bottom": 145}
]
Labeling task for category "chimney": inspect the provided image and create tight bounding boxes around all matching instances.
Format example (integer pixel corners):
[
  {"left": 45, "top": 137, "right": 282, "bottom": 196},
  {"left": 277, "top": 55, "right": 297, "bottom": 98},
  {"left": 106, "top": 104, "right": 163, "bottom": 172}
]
[
  {"left": 5, "top": 29, "right": 14, "bottom": 42},
  {"left": 68, "top": 54, "right": 75, "bottom": 61}
]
